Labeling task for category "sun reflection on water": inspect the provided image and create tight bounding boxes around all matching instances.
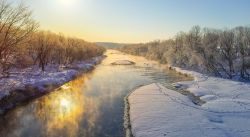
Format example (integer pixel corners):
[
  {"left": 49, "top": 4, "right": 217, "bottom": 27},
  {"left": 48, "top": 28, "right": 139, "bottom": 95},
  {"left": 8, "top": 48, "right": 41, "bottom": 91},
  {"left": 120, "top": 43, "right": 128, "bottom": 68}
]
[
  {"left": 0, "top": 50, "right": 194, "bottom": 137},
  {"left": 60, "top": 98, "right": 71, "bottom": 109},
  {"left": 34, "top": 76, "right": 89, "bottom": 137}
]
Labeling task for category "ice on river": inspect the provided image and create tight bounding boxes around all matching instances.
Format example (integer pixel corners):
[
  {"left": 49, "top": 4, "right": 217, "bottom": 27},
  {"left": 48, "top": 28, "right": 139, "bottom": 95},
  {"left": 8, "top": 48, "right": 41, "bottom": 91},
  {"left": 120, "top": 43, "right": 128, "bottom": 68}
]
[{"left": 129, "top": 67, "right": 250, "bottom": 137}]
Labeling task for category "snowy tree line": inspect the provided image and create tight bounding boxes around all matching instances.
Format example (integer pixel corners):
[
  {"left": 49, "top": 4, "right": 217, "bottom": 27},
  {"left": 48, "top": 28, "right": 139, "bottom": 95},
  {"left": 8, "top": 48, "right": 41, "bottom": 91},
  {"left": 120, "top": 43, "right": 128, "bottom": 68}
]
[
  {"left": 25, "top": 31, "right": 105, "bottom": 71},
  {"left": 0, "top": 0, "right": 105, "bottom": 77},
  {"left": 121, "top": 26, "right": 250, "bottom": 80}
]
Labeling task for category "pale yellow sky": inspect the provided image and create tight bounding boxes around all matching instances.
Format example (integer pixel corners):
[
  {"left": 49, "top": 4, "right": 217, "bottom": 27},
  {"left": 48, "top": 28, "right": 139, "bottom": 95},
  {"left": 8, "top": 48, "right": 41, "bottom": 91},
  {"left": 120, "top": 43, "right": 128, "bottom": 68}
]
[{"left": 17, "top": 0, "right": 250, "bottom": 43}]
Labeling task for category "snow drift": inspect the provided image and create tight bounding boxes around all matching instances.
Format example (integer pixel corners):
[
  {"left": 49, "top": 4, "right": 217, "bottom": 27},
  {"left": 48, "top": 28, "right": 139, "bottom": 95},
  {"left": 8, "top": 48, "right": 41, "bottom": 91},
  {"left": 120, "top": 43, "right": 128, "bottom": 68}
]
[{"left": 128, "top": 66, "right": 250, "bottom": 137}]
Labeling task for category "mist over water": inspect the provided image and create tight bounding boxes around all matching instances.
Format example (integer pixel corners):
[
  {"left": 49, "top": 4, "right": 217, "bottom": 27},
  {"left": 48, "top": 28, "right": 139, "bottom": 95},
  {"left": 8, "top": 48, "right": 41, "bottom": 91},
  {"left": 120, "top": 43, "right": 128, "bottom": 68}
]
[{"left": 0, "top": 50, "right": 191, "bottom": 137}]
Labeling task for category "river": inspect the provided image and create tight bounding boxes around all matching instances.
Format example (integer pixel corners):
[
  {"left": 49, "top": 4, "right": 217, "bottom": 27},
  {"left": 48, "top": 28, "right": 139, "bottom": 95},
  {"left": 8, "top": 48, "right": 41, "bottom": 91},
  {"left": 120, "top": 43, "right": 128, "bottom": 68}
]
[{"left": 0, "top": 50, "right": 192, "bottom": 137}]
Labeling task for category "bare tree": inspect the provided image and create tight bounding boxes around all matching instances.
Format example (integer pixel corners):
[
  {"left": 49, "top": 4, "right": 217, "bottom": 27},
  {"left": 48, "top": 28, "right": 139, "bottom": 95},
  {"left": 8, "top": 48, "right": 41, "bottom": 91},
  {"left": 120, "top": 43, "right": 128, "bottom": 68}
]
[
  {"left": 186, "top": 26, "right": 202, "bottom": 51},
  {"left": 218, "top": 30, "right": 236, "bottom": 78},
  {"left": 234, "top": 27, "right": 250, "bottom": 79},
  {"left": 0, "top": 0, "right": 38, "bottom": 76},
  {"left": 32, "top": 32, "right": 54, "bottom": 71},
  {"left": 200, "top": 28, "right": 221, "bottom": 76}
]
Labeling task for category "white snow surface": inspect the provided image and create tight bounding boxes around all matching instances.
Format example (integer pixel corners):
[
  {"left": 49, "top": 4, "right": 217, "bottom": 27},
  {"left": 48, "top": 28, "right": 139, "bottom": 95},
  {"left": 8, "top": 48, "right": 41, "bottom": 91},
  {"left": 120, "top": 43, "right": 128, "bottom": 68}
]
[
  {"left": 0, "top": 56, "right": 103, "bottom": 99},
  {"left": 129, "top": 67, "right": 250, "bottom": 137}
]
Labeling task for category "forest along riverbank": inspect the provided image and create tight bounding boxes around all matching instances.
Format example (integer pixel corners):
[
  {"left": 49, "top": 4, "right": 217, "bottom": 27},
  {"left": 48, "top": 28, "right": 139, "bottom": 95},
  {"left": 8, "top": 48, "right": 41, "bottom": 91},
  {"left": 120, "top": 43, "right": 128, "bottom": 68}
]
[
  {"left": 128, "top": 66, "right": 250, "bottom": 137},
  {"left": 0, "top": 56, "right": 105, "bottom": 115}
]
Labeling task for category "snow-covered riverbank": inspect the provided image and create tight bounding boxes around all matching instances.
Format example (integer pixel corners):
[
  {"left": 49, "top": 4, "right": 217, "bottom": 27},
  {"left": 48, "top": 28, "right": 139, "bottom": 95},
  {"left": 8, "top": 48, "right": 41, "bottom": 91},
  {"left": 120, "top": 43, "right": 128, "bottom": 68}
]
[
  {"left": 0, "top": 56, "right": 105, "bottom": 114},
  {"left": 128, "top": 67, "right": 250, "bottom": 137}
]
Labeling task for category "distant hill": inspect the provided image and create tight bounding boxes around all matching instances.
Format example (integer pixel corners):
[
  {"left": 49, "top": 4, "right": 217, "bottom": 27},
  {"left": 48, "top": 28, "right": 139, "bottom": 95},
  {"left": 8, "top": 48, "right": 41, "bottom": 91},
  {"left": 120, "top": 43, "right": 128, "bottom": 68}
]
[{"left": 95, "top": 42, "right": 124, "bottom": 49}]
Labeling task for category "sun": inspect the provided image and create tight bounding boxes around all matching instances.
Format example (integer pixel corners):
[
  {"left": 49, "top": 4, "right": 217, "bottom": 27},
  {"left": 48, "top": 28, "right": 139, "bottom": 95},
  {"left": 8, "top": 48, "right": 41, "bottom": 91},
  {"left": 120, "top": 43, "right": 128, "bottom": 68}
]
[
  {"left": 60, "top": 0, "right": 71, "bottom": 4},
  {"left": 59, "top": 0, "right": 76, "bottom": 7}
]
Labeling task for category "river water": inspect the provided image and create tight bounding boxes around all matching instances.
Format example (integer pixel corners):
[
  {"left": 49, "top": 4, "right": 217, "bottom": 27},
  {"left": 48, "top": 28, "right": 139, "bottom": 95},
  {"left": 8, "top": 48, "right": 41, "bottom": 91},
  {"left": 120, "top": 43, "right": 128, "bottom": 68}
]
[{"left": 0, "top": 50, "right": 191, "bottom": 137}]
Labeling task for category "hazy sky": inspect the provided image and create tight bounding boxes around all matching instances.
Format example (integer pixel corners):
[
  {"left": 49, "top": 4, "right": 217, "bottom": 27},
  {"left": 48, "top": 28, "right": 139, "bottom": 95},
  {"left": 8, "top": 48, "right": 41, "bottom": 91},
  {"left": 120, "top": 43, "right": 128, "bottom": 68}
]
[{"left": 14, "top": 0, "right": 250, "bottom": 43}]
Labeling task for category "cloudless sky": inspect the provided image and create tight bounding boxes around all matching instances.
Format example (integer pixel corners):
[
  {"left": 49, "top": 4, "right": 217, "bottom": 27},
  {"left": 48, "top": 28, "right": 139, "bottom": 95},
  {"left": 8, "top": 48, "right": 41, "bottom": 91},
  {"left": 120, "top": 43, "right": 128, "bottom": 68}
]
[{"left": 13, "top": 0, "right": 250, "bottom": 43}]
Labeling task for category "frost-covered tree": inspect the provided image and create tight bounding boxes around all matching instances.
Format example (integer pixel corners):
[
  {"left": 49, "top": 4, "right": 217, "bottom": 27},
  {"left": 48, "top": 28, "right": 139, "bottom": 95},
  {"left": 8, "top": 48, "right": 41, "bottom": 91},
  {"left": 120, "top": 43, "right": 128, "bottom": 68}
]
[
  {"left": 0, "top": 0, "right": 38, "bottom": 76},
  {"left": 121, "top": 26, "right": 250, "bottom": 80},
  {"left": 218, "top": 30, "right": 236, "bottom": 78},
  {"left": 234, "top": 27, "right": 250, "bottom": 79}
]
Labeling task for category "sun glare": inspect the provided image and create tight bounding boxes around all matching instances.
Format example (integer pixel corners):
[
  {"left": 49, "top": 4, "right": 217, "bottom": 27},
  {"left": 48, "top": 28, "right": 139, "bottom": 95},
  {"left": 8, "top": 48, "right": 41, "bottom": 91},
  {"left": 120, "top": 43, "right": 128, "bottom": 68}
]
[
  {"left": 60, "top": 98, "right": 71, "bottom": 108},
  {"left": 59, "top": 0, "right": 76, "bottom": 7}
]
